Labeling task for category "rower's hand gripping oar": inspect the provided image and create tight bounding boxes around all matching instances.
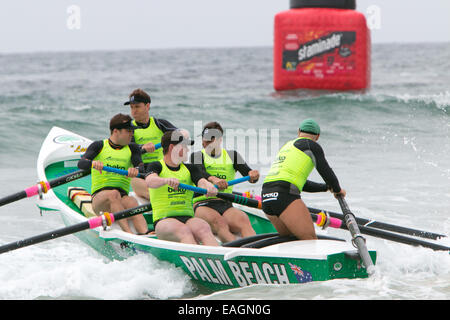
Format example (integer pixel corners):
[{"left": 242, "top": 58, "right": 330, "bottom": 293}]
[
  {"left": 140, "top": 142, "right": 161, "bottom": 154},
  {"left": 215, "top": 176, "right": 250, "bottom": 188},
  {"left": 0, "top": 203, "right": 153, "bottom": 254},
  {"left": 178, "top": 182, "right": 263, "bottom": 209},
  {"left": 0, "top": 169, "right": 90, "bottom": 208},
  {"left": 337, "top": 195, "right": 376, "bottom": 275}
]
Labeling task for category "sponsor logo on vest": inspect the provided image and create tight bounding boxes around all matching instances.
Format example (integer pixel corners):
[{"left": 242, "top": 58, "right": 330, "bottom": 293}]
[
  {"left": 180, "top": 256, "right": 293, "bottom": 287},
  {"left": 168, "top": 186, "right": 187, "bottom": 194},
  {"left": 105, "top": 156, "right": 128, "bottom": 164},
  {"left": 106, "top": 164, "right": 126, "bottom": 170}
]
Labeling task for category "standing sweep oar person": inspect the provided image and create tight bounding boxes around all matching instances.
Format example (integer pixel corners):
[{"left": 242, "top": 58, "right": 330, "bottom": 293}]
[
  {"left": 124, "top": 88, "right": 178, "bottom": 200},
  {"left": 77, "top": 113, "right": 149, "bottom": 234},
  {"left": 261, "top": 119, "right": 346, "bottom": 240}
]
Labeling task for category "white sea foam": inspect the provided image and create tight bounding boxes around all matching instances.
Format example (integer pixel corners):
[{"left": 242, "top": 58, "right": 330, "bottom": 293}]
[{"left": 0, "top": 243, "right": 193, "bottom": 300}]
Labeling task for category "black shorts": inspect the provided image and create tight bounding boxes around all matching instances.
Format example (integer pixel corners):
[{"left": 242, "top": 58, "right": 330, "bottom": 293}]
[
  {"left": 153, "top": 215, "right": 193, "bottom": 229},
  {"left": 193, "top": 199, "right": 234, "bottom": 215},
  {"left": 92, "top": 187, "right": 128, "bottom": 199},
  {"left": 261, "top": 187, "right": 301, "bottom": 217}
]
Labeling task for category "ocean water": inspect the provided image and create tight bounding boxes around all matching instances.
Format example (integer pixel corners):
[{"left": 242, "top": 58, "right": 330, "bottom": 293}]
[{"left": 0, "top": 43, "right": 449, "bottom": 300}]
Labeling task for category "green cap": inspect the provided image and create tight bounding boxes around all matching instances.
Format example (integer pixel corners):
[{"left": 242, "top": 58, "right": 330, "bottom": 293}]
[{"left": 299, "top": 119, "right": 320, "bottom": 135}]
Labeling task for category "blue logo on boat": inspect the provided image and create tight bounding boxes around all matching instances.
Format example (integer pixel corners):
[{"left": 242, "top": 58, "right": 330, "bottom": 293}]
[{"left": 289, "top": 263, "right": 313, "bottom": 283}]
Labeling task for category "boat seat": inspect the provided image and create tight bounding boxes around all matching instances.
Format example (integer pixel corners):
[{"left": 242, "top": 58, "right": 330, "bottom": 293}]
[{"left": 67, "top": 187, "right": 97, "bottom": 218}]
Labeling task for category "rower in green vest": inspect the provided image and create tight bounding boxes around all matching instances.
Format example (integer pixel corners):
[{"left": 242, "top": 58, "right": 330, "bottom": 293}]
[
  {"left": 77, "top": 113, "right": 149, "bottom": 235},
  {"left": 142, "top": 129, "right": 219, "bottom": 246},
  {"left": 261, "top": 119, "right": 346, "bottom": 240},
  {"left": 124, "top": 88, "right": 177, "bottom": 200},
  {"left": 190, "top": 122, "right": 260, "bottom": 243}
]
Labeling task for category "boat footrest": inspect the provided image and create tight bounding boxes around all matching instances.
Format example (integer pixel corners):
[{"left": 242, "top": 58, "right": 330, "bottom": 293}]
[{"left": 67, "top": 187, "right": 97, "bottom": 218}]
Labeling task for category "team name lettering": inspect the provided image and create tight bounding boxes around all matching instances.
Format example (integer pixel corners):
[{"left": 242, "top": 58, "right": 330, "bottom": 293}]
[{"left": 180, "top": 256, "right": 290, "bottom": 287}]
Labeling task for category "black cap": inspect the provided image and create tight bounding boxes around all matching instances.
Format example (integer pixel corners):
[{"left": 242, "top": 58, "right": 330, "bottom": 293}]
[
  {"left": 161, "top": 130, "right": 194, "bottom": 151},
  {"left": 110, "top": 115, "right": 139, "bottom": 131},
  {"left": 201, "top": 127, "right": 223, "bottom": 141},
  {"left": 200, "top": 121, "right": 224, "bottom": 141},
  {"left": 124, "top": 93, "right": 151, "bottom": 105}
]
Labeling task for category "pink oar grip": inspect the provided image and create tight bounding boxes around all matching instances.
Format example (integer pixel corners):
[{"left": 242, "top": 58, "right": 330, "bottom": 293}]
[
  {"left": 329, "top": 217, "right": 342, "bottom": 228},
  {"left": 24, "top": 182, "right": 51, "bottom": 197},
  {"left": 315, "top": 213, "right": 342, "bottom": 229},
  {"left": 88, "top": 216, "right": 103, "bottom": 229},
  {"left": 87, "top": 214, "right": 116, "bottom": 229},
  {"left": 24, "top": 186, "right": 39, "bottom": 197}
]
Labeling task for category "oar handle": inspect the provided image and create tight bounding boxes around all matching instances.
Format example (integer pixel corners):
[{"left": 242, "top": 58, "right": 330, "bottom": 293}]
[
  {"left": 140, "top": 142, "right": 161, "bottom": 154},
  {"left": 179, "top": 176, "right": 249, "bottom": 194},
  {"left": 100, "top": 167, "right": 250, "bottom": 187},
  {"left": 101, "top": 166, "right": 144, "bottom": 178},
  {"left": 179, "top": 182, "right": 262, "bottom": 209},
  {"left": 214, "top": 176, "right": 250, "bottom": 189}
]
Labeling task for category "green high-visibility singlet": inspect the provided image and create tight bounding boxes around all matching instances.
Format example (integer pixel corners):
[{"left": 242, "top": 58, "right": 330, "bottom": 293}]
[
  {"left": 149, "top": 160, "right": 195, "bottom": 223},
  {"left": 193, "top": 149, "right": 236, "bottom": 204},
  {"left": 132, "top": 117, "right": 164, "bottom": 163},
  {"left": 263, "top": 137, "right": 315, "bottom": 192},
  {"left": 91, "top": 139, "right": 132, "bottom": 195}
]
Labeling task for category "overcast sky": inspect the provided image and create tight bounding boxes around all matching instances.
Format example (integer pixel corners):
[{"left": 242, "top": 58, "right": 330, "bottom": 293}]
[{"left": 1, "top": 0, "right": 449, "bottom": 53}]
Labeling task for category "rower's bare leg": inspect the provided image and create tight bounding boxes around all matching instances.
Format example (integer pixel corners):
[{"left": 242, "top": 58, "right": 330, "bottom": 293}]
[
  {"left": 266, "top": 199, "right": 317, "bottom": 240},
  {"left": 121, "top": 195, "right": 148, "bottom": 234},
  {"left": 92, "top": 190, "right": 133, "bottom": 233},
  {"left": 131, "top": 177, "right": 150, "bottom": 200},
  {"left": 279, "top": 199, "right": 317, "bottom": 240},
  {"left": 195, "top": 206, "right": 236, "bottom": 242},
  {"left": 223, "top": 207, "right": 256, "bottom": 238},
  {"left": 155, "top": 218, "right": 197, "bottom": 244},
  {"left": 187, "top": 218, "right": 220, "bottom": 246}
]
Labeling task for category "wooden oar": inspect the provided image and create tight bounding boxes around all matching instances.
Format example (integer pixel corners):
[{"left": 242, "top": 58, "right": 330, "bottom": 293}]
[
  {"left": 337, "top": 196, "right": 376, "bottom": 274},
  {"left": 0, "top": 203, "right": 153, "bottom": 254},
  {"left": 0, "top": 169, "right": 90, "bottom": 208},
  {"left": 233, "top": 191, "right": 446, "bottom": 240}
]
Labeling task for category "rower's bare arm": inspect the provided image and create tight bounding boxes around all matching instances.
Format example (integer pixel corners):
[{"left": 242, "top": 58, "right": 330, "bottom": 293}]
[
  {"left": 198, "top": 178, "right": 218, "bottom": 197},
  {"left": 145, "top": 173, "right": 168, "bottom": 188}
]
